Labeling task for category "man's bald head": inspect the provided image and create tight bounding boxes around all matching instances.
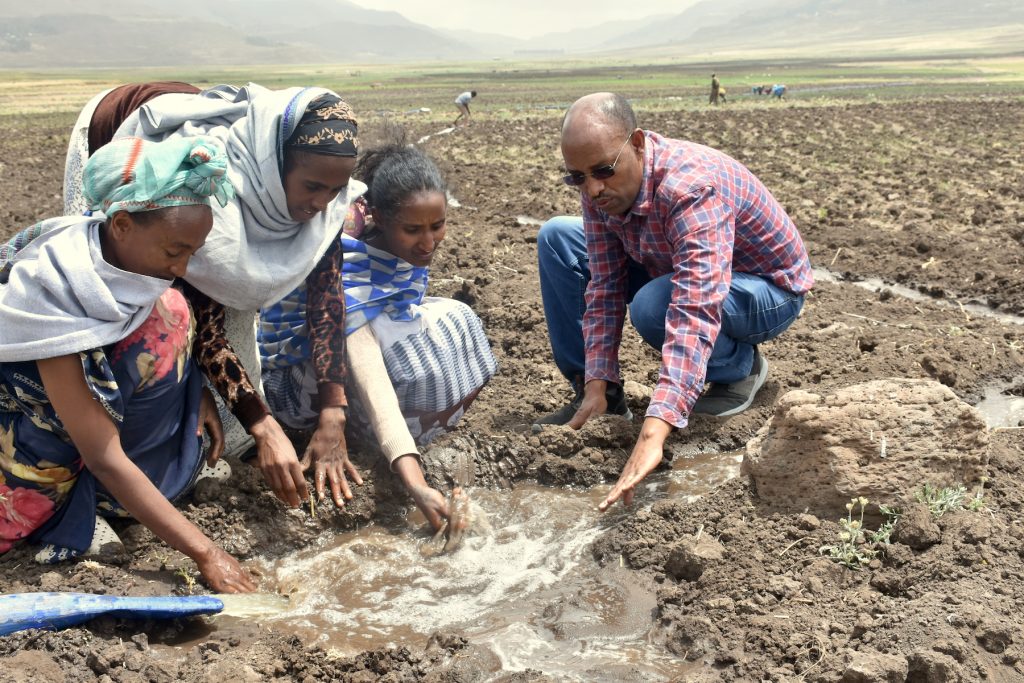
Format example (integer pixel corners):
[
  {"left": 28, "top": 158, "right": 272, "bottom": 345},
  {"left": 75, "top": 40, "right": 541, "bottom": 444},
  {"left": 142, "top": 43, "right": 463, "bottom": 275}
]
[
  {"left": 561, "top": 92, "right": 637, "bottom": 142},
  {"left": 559, "top": 93, "right": 645, "bottom": 217}
]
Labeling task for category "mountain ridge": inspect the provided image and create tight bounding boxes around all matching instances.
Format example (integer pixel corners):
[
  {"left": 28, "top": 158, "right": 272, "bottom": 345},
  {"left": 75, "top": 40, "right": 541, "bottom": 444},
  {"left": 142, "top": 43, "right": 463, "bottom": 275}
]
[{"left": 1, "top": 0, "right": 1020, "bottom": 67}]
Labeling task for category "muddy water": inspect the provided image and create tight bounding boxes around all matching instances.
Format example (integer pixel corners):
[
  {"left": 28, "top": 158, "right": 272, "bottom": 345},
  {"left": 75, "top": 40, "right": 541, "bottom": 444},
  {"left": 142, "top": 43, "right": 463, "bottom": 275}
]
[
  {"left": 813, "top": 268, "right": 1024, "bottom": 326},
  {"left": 217, "top": 448, "right": 741, "bottom": 680},
  {"left": 975, "top": 382, "right": 1024, "bottom": 429}
]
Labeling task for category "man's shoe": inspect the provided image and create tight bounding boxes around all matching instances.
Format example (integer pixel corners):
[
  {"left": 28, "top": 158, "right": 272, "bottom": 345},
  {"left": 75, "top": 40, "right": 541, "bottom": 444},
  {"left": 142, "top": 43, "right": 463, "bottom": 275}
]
[
  {"left": 692, "top": 352, "right": 770, "bottom": 417},
  {"left": 534, "top": 394, "right": 582, "bottom": 426},
  {"left": 534, "top": 383, "right": 633, "bottom": 426}
]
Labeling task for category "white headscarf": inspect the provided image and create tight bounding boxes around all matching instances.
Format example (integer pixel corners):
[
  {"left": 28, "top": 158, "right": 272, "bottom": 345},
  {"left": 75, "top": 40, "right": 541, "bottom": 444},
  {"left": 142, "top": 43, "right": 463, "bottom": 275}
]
[
  {"left": 116, "top": 84, "right": 366, "bottom": 309},
  {"left": 0, "top": 218, "right": 169, "bottom": 362}
]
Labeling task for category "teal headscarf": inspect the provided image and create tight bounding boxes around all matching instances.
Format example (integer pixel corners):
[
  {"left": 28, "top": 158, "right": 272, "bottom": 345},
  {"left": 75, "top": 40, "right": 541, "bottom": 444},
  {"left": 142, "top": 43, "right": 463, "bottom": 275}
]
[{"left": 83, "top": 136, "right": 233, "bottom": 216}]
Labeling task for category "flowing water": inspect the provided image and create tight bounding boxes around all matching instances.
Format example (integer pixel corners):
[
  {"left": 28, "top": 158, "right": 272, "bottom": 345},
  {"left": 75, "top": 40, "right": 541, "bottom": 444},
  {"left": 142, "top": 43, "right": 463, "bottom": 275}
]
[
  {"left": 974, "top": 382, "right": 1024, "bottom": 429},
  {"left": 812, "top": 267, "right": 1024, "bottom": 326},
  {"left": 211, "top": 448, "right": 742, "bottom": 680}
]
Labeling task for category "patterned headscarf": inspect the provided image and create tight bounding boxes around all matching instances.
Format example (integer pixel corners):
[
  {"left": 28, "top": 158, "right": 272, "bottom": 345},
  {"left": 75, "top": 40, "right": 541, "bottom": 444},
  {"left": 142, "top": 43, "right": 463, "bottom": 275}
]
[
  {"left": 285, "top": 94, "right": 359, "bottom": 157},
  {"left": 83, "top": 136, "right": 233, "bottom": 216}
]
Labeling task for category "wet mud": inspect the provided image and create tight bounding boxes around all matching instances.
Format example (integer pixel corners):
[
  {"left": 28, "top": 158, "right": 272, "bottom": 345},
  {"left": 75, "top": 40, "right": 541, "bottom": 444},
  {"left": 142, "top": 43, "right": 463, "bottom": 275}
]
[{"left": 2, "top": 93, "right": 1023, "bottom": 681}]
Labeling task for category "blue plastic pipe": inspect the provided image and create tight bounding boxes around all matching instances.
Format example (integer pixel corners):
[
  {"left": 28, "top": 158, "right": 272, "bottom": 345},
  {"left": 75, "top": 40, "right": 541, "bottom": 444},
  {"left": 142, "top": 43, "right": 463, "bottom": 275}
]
[{"left": 0, "top": 592, "right": 224, "bottom": 636}]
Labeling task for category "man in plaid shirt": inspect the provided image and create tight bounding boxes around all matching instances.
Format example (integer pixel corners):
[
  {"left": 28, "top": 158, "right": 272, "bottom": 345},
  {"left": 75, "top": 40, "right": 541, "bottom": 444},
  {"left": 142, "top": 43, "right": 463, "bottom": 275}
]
[{"left": 535, "top": 92, "right": 813, "bottom": 510}]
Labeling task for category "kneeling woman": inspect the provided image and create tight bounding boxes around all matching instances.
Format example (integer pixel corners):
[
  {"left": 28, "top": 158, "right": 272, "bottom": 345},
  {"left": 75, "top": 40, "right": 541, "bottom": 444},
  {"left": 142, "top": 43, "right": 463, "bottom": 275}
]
[
  {"left": 0, "top": 136, "right": 254, "bottom": 593},
  {"left": 260, "top": 144, "right": 497, "bottom": 529}
]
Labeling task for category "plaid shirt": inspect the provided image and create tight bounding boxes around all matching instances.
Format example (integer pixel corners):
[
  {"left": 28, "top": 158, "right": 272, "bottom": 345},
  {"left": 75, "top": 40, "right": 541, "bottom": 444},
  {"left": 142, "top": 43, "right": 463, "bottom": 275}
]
[{"left": 582, "top": 131, "right": 813, "bottom": 428}]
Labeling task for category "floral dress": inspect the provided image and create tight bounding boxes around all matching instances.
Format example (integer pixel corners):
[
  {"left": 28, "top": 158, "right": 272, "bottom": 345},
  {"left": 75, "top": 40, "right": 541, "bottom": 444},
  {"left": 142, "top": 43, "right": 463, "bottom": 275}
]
[{"left": 0, "top": 288, "right": 205, "bottom": 556}]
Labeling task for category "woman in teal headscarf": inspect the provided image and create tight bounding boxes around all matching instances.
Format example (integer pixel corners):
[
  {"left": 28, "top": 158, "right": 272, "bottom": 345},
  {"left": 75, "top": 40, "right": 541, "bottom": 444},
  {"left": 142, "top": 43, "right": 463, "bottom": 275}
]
[
  {"left": 0, "top": 135, "right": 255, "bottom": 593},
  {"left": 65, "top": 83, "right": 365, "bottom": 513}
]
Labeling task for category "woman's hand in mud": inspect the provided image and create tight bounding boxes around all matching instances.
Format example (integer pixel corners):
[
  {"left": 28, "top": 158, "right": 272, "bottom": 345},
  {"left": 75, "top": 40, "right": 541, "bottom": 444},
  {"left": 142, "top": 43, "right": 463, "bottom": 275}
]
[
  {"left": 410, "top": 484, "right": 449, "bottom": 531},
  {"left": 195, "top": 544, "right": 257, "bottom": 594},
  {"left": 393, "top": 454, "right": 448, "bottom": 531},
  {"left": 198, "top": 388, "right": 225, "bottom": 465},
  {"left": 250, "top": 415, "right": 309, "bottom": 508},
  {"left": 302, "top": 407, "right": 363, "bottom": 507},
  {"left": 567, "top": 379, "right": 608, "bottom": 430},
  {"left": 599, "top": 417, "right": 673, "bottom": 511}
]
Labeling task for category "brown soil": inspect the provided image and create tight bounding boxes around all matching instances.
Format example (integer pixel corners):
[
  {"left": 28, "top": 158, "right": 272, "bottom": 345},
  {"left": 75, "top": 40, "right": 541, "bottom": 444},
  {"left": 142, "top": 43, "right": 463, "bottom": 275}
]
[{"left": 2, "top": 92, "right": 1023, "bottom": 681}]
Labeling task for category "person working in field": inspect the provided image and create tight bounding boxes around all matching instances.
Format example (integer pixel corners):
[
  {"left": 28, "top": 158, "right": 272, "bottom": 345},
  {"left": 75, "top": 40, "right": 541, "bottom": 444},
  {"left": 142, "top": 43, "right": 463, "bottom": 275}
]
[
  {"left": 534, "top": 92, "right": 813, "bottom": 510},
  {"left": 0, "top": 135, "right": 255, "bottom": 593},
  {"left": 453, "top": 90, "right": 477, "bottom": 126},
  {"left": 260, "top": 140, "right": 497, "bottom": 531},
  {"left": 63, "top": 83, "right": 365, "bottom": 511},
  {"left": 709, "top": 74, "right": 721, "bottom": 105}
]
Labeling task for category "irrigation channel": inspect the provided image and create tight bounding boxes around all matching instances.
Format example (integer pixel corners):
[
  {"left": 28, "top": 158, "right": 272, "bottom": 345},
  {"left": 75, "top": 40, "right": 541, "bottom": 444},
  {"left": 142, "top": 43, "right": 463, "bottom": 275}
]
[{"left": 203, "top": 448, "right": 742, "bottom": 681}]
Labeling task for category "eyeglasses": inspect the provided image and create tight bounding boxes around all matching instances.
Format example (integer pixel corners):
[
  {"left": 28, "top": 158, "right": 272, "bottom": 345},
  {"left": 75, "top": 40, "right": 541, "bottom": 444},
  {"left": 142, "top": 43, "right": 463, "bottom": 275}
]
[{"left": 562, "top": 134, "right": 634, "bottom": 187}]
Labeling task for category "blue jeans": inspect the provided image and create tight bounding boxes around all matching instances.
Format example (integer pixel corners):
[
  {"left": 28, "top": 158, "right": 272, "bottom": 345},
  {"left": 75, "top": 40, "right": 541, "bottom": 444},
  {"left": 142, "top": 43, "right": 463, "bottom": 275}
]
[{"left": 537, "top": 216, "right": 805, "bottom": 388}]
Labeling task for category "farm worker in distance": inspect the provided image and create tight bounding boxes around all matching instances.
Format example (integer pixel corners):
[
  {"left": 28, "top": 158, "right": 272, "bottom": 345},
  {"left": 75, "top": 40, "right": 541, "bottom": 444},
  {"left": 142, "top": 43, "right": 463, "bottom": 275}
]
[
  {"left": 771, "top": 84, "right": 787, "bottom": 100},
  {"left": 260, "top": 138, "right": 497, "bottom": 531},
  {"left": 453, "top": 90, "right": 477, "bottom": 126},
  {"left": 0, "top": 135, "right": 255, "bottom": 592},
  {"left": 709, "top": 73, "right": 721, "bottom": 105},
  {"left": 62, "top": 83, "right": 366, "bottom": 511},
  {"left": 533, "top": 92, "right": 814, "bottom": 510}
]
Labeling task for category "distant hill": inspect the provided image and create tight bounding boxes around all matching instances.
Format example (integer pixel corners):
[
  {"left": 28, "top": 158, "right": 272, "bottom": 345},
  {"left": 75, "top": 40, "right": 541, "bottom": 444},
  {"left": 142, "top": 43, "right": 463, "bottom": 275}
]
[
  {"left": 608, "top": 0, "right": 1024, "bottom": 53},
  {"left": 1, "top": 0, "right": 1021, "bottom": 67},
  {"left": 0, "top": 0, "right": 478, "bottom": 66}
]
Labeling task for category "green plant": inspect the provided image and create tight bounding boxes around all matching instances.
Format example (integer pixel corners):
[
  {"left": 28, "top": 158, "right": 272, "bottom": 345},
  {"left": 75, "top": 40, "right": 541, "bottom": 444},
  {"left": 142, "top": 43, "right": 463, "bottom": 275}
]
[
  {"left": 966, "top": 491, "right": 986, "bottom": 511},
  {"left": 914, "top": 480, "right": 989, "bottom": 516},
  {"left": 175, "top": 567, "right": 197, "bottom": 594},
  {"left": 869, "top": 504, "right": 900, "bottom": 544},
  {"left": 820, "top": 497, "right": 879, "bottom": 570}
]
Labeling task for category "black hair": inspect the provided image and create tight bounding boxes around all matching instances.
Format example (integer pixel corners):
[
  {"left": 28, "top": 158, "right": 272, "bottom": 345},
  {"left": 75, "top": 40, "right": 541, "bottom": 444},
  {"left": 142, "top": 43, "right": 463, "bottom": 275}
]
[
  {"left": 471, "top": 90, "right": 477, "bottom": 97},
  {"left": 355, "top": 135, "right": 447, "bottom": 226}
]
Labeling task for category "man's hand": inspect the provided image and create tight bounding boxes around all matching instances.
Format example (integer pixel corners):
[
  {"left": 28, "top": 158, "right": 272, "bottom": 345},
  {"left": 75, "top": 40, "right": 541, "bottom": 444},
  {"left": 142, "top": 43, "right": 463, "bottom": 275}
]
[
  {"left": 301, "top": 406, "right": 363, "bottom": 507},
  {"left": 250, "top": 415, "right": 308, "bottom": 508},
  {"left": 198, "top": 388, "right": 225, "bottom": 465},
  {"left": 566, "top": 379, "right": 609, "bottom": 430},
  {"left": 599, "top": 417, "right": 674, "bottom": 511}
]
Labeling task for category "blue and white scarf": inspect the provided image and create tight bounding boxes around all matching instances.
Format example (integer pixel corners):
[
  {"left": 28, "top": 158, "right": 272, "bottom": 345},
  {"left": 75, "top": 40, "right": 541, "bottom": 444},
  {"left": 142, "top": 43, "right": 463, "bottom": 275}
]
[{"left": 259, "top": 234, "right": 428, "bottom": 370}]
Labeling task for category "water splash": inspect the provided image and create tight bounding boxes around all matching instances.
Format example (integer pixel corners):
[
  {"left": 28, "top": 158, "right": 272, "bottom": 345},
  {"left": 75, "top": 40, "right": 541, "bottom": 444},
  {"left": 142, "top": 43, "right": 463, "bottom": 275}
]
[{"left": 233, "top": 450, "right": 741, "bottom": 680}]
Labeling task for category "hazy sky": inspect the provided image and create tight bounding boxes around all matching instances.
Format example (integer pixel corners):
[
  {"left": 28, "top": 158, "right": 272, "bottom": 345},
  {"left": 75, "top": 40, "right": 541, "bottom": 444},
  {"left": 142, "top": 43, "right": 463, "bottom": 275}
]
[{"left": 352, "top": 0, "right": 700, "bottom": 39}]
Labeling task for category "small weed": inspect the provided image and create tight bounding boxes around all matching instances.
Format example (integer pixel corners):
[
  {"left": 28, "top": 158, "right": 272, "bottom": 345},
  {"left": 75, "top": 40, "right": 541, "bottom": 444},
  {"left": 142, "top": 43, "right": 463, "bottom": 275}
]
[
  {"left": 820, "top": 497, "right": 881, "bottom": 570},
  {"left": 914, "top": 480, "right": 988, "bottom": 516},
  {"left": 966, "top": 491, "right": 986, "bottom": 511},
  {"left": 869, "top": 504, "right": 900, "bottom": 544},
  {"left": 175, "top": 567, "right": 198, "bottom": 594}
]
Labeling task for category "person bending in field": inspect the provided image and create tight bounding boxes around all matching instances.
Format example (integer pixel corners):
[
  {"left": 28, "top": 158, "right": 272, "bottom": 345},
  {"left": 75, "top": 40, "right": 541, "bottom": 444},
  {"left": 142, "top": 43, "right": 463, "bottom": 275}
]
[
  {"left": 534, "top": 92, "right": 813, "bottom": 511},
  {"left": 453, "top": 90, "right": 477, "bottom": 126},
  {"left": 0, "top": 135, "right": 255, "bottom": 593},
  {"left": 260, "top": 139, "right": 496, "bottom": 530},
  {"left": 63, "top": 82, "right": 365, "bottom": 511}
]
